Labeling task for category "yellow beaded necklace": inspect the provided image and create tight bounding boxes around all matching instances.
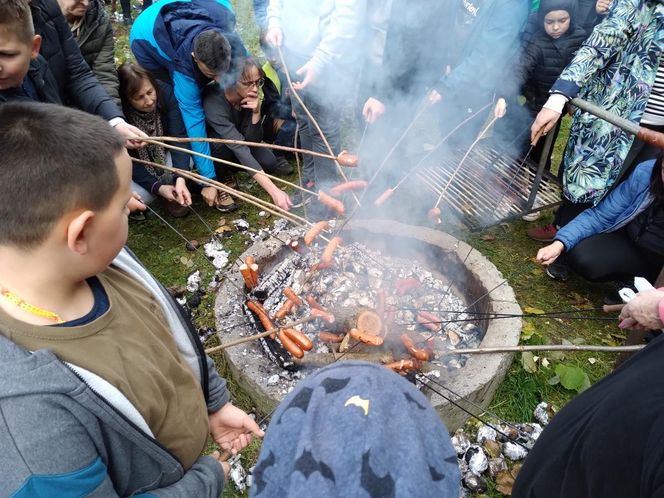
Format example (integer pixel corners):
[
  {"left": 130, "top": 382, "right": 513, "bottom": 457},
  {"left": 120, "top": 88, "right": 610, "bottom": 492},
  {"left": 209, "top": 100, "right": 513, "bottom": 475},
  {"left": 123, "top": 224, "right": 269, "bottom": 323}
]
[{"left": 0, "top": 285, "right": 64, "bottom": 324}]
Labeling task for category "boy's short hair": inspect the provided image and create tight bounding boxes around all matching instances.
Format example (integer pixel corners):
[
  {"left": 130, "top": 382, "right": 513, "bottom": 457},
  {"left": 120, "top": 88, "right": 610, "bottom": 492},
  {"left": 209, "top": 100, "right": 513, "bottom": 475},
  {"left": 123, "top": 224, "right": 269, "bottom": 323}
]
[
  {"left": 0, "top": 0, "right": 35, "bottom": 44},
  {"left": 193, "top": 29, "right": 231, "bottom": 75},
  {"left": 0, "top": 102, "right": 125, "bottom": 248}
]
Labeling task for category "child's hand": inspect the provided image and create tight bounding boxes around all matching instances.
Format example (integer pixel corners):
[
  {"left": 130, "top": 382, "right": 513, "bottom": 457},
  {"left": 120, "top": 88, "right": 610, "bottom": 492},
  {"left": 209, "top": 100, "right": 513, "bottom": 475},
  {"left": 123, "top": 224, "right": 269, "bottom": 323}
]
[
  {"left": 494, "top": 98, "right": 507, "bottom": 119},
  {"left": 174, "top": 177, "right": 192, "bottom": 206},
  {"left": 265, "top": 26, "right": 283, "bottom": 47},
  {"left": 596, "top": 0, "right": 611, "bottom": 14},
  {"left": 127, "top": 191, "right": 146, "bottom": 212},
  {"left": 208, "top": 403, "right": 265, "bottom": 455},
  {"left": 201, "top": 186, "right": 217, "bottom": 207},
  {"left": 210, "top": 451, "right": 231, "bottom": 479},
  {"left": 270, "top": 189, "right": 293, "bottom": 211},
  {"left": 536, "top": 241, "right": 564, "bottom": 266},
  {"left": 531, "top": 108, "right": 561, "bottom": 145}
]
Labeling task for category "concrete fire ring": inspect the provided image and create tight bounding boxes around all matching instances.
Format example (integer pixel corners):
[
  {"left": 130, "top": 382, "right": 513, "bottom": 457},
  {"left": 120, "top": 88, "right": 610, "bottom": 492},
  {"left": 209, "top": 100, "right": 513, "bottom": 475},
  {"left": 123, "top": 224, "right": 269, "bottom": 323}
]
[{"left": 215, "top": 219, "right": 521, "bottom": 430}]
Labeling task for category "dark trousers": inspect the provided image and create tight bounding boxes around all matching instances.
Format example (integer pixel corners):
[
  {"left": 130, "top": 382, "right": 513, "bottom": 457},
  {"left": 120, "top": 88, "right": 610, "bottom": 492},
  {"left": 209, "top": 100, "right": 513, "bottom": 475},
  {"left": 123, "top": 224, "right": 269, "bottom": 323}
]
[
  {"left": 211, "top": 144, "right": 279, "bottom": 181},
  {"left": 567, "top": 229, "right": 664, "bottom": 283}
]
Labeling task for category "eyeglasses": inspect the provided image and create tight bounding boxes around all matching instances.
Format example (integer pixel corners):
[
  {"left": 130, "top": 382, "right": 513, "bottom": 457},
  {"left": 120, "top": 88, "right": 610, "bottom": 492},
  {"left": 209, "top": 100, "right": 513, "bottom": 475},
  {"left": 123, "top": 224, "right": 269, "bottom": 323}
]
[{"left": 238, "top": 78, "right": 265, "bottom": 89}]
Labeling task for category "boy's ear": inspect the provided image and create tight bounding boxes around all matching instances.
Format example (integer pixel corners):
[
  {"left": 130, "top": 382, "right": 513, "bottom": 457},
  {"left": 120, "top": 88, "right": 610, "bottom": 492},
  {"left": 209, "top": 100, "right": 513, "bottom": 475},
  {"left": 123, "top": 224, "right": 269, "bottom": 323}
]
[
  {"left": 30, "top": 35, "right": 42, "bottom": 60},
  {"left": 66, "top": 210, "right": 95, "bottom": 255}
]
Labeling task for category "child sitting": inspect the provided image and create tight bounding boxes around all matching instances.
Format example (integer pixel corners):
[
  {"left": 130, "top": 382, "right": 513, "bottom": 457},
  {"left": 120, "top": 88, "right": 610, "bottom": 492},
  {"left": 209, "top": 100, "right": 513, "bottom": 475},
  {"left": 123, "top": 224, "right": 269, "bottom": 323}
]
[{"left": 0, "top": 102, "right": 262, "bottom": 497}]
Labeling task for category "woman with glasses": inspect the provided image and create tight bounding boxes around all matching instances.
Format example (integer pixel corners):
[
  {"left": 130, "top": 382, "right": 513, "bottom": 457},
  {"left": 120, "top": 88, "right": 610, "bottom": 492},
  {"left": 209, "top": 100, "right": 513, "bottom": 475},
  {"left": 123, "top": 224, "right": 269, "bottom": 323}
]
[{"left": 202, "top": 57, "right": 292, "bottom": 212}]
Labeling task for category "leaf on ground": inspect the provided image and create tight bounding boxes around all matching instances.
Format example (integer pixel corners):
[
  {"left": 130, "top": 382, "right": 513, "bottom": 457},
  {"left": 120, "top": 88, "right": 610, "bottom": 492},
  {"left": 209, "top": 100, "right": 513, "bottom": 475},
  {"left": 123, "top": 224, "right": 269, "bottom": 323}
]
[
  {"left": 572, "top": 337, "right": 586, "bottom": 345},
  {"left": 531, "top": 267, "right": 544, "bottom": 276},
  {"left": 555, "top": 364, "right": 590, "bottom": 393},
  {"left": 588, "top": 357, "right": 597, "bottom": 364},
  {"left": 217, "top": 218, "right": 227, "bottom": 226},
  {"left": 524, "top": 306, "right": 545, "bottom": 315},
  {"left": 480, "top": 234, "right": 496, "bottom": 241},
  {"left": 521, "top": 352, "right": 538, "bottom": 373},
  {"left": 561, "top": 339, "right": 573, "bottom": 346},
  {"left": 215, "top": 226, "right": 232, "bottom": 234},
  {"left": 548, "top": 351, "right": 566, "bottom": 361},
  {"left": 521, "top": 322, "right": 536, "bottom": 341},
  {"left": 541, "top": 357, "right": 550, "bottom": 368},
  {"left": 548, "top": 375, "right": 560, "bottom": 385},
  {"left": 495, "top": 470, "right": 515, "bottom": 495}
]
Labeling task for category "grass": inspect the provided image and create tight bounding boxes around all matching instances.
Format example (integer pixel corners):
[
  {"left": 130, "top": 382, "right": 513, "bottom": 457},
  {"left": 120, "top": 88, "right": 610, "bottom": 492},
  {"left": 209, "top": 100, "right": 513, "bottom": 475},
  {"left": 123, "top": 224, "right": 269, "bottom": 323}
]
[{"left": 113, "top": 3, "right": 620, "bottom": 496}]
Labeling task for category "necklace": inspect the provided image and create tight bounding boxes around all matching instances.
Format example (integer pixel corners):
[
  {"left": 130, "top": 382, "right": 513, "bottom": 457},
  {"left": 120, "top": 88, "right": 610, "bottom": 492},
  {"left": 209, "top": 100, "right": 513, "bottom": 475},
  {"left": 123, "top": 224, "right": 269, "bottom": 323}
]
[{"left": 0, "top": 285, "right": 64, "bottom": 323}]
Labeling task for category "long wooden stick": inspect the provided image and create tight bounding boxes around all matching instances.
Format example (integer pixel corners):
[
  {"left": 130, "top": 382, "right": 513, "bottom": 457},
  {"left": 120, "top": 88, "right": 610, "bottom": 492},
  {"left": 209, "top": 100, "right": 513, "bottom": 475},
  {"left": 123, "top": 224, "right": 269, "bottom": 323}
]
[
  {"left": 204, "top": 315, "right": 317, "bottom": 353},
  {"left": 150, "top": 135, "right": 342, "bottom": 162},
  {"left": 446, "top": 344, "right": 645, "bottom": 355},
  {"left": 143, "top": 138, "right": 315, "bottom": 195},
  {"left": 132, "top": 158, "right": 312, "bottom": 227},
  {"left": 276, "top": 46, "right": 360, "bottom": 206}
]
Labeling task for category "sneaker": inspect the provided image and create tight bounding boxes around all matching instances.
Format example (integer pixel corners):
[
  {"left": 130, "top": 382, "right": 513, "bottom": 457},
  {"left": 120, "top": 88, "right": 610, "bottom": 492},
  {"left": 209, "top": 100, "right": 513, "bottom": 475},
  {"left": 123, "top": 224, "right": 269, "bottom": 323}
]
[
  {"left": 545, "top": 261, "right": 569, "bottom": 281},
  {"left": 215, "top": 190, "right": 238, "bottom": 213},
  {"left": 527, "top": 224, "right": 557, "bottom": 242},
  {"left": 522, "top": 210, "right": 542, "bottom": 222},
  {"left": 266, "top": 156, "right": 294, "bottom": 176}
]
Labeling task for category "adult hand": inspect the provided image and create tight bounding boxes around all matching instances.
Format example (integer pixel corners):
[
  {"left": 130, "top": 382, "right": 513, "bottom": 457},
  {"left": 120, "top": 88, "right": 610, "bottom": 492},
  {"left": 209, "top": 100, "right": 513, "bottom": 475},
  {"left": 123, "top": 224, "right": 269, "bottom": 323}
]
[
  {"left": 596, "top": 0, "right": 611, "bottom": 14},
  {"left": 201, "top": 186, "right": 217, "bottom": 207},
  {"left": 241, "top": 90, "right": 261, "bottom": 114},
  {"left": 494, "top": 98, "right": 507, "bottom": 119},
  {"left": 127, "top": 191, "right": 146, "bottom": 212},
  {"left": 293, "top": 62, "right": 318, "bottom": 90},
  {"left": 210, "top": 451, "right": 231, "bottom": 479},
  {"left": 428, "top": 89, "right": 442, "bottom": 105},
  {"left": 114, "top": 122, "right": 148, "bottom": 149},
  {"left": 270, "top": 189, "right": 293, "bottom": 211},
  {"left": 208, "top": 403, "right": 264, "bottom": 455},
  {"left": 363, "top": 97, "right": 386, "bottom": 123},
  {"left": 618, "top": 289, "right": 664, "bottom": 330},
  {"left": 174, "top": 177, "right": 192, "bottom": 206},
  {"left": 157, "top": 184, "right": 178, "bottom": 202},
  {"left": 265, "top": 26, "right": 283, "bottom": 47},
  {"left": 536, "top": 240, "right": 564, "bottom": 265},
  {"left": 531, "top": 108, "right": 561, "bottom": 145}
]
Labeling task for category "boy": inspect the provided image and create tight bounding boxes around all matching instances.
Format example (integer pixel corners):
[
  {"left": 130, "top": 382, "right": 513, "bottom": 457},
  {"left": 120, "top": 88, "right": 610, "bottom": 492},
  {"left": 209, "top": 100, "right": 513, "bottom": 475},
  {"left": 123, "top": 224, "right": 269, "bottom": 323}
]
[{"left": 0, "top": 102, "right": 262, "bottom": 497}]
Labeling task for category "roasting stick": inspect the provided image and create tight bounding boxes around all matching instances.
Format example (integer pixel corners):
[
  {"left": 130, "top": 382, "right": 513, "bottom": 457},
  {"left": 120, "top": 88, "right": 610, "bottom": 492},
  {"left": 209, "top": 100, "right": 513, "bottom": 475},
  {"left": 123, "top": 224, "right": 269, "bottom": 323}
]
[
  {"left": 445, "top": 344, "right": 645, "bottom": 355},
  {"left": 275, "top": 46, "right": 360, "bottom": 207},
  {"left": 148, "top": 135, "right": 351, "bottom": 164},
  {"left": 142, "top": 138, "right": 315, "bottom": 196}
]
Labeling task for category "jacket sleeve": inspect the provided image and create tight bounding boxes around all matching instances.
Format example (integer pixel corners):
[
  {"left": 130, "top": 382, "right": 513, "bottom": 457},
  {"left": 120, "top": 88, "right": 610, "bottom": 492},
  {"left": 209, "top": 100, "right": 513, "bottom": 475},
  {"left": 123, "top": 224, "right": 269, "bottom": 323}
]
[
  {"left": 308, "top": 0, "right": 367, "bottom": 73},
  {"left": 555, "top": 162, "right": 651, "bottom": 250},
  {"left": 202, "top": 87, "right": 264, "bottom": 173},
  {"left": 160, "top": 82, "right": 192, "bottom": 172},
  {"left": 144, "top": 456, "right": 225, "bottom": 498},
  {"left": 205, "top": 355, "right": 230, "bottom": 413},
  {"left": 51, "top": 3, "right": 122, "bottom": 120},
  {"left": 90, "top": 16, "right": 121, "bottom": 107},
  {"left": 171, "top": 70, "right": 215, "bottom": 179},
  {"left": 131, "top": 153, "right": 165, "bottom": 194},
  {"left": 436, "top": 0, "right": 526, "bottom": 98},
  {"left": 550, "top": 0, "right": 640, "bottom": 98}
]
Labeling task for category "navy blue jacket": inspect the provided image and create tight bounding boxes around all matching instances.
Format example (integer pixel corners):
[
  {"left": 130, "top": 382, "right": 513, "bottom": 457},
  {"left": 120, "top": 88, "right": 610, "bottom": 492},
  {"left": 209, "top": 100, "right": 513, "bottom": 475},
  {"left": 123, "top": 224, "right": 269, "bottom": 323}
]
[{"left": 130, "top": 0, "right": 247, "bottom": 179}]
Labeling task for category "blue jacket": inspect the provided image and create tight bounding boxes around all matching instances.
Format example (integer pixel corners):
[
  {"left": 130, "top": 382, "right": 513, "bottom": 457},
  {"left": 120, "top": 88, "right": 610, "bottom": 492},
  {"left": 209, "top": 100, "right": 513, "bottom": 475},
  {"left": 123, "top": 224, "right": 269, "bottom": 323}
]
[
  {"left": 556, "top": 160, "right": 656, "bottom": 251},
  {"left": 130, "top": 0, "right": 246, "bottom": 179}
]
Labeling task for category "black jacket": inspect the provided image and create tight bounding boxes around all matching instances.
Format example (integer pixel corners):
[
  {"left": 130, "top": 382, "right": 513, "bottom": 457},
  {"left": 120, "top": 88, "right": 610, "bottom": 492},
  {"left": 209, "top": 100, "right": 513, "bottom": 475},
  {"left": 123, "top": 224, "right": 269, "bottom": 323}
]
[
  {"left": 30, "top": 0, "right": 122, "bottom": 120},
  {"left": 0, "top": 56, "right": 62, "bottom": 105}
]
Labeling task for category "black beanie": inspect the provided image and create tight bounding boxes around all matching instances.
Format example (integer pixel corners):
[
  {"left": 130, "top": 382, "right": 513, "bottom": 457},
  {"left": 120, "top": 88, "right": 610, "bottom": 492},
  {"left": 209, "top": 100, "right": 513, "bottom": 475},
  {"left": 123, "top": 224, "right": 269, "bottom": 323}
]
[
  {"left": 538, "top": 0, "right": 577, "bottom": 25},
  {"left": 250, "top": 361, "right": 461, "bottom": 497}
]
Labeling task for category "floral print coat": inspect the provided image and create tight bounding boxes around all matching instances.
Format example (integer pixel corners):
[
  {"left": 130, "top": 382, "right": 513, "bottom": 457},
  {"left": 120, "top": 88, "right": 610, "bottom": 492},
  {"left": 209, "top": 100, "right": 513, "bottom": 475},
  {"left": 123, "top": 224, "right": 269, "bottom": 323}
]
[{"left": 550, "top": 0, "right": 664, "bottom": 205}]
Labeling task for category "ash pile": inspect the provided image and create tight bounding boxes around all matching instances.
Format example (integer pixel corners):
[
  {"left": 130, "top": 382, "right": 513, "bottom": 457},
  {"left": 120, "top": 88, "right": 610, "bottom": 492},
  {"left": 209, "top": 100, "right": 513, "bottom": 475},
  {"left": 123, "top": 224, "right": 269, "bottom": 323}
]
[{"left": 218, "top": 222, "right": 484, "bottom": 399}]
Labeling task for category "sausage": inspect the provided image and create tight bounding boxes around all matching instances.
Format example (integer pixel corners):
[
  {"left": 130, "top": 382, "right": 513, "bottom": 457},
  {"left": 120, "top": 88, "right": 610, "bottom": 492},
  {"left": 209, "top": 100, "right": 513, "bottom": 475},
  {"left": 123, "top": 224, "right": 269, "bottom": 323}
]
[
  {"left": 318, "top": 190, "right": 345, "bottom": 215},
  {"left": 306, "top": 295, "right": 325, "bottom": 311},
  {"left": 246, "top": 300, "right": 276, "bottom": 338},
  {"left": 384, "top": 359, "right": 422, "bottom": 372},
  {"left": 282, "top": 328, "right": 313, "bottom": 351},
  {"left": 349, "top": 328, "right": 384, "bottom": 346},
  {"left": 304, "top": 221, "right": 330, "bottom": 246},
  {"left": 283, "top": 287, "right": 303, "bottom": 306},
  {"left": 395, "top": 277, "right": 420, "bottom": 296},
  {"left": 274, "top": 299, "right": 295, "bottom": 320},
  {"left": 319, "top": 331, "right": 344, "bottom": 343},
  {"left": 416, "top": 311, "right": 442, "bottom": 332},
  {"left": 373, "top": 188, "right": 394, "bottom": 207},
  {"left": 320, "top": 236, "right": 343, "bottom": 268},
  {"left": 245, "top": 256, "right": 255, "bottom": 266},
  {"left": 239, "top": 264, "right": 257, "bottom": 288},
  {"left": 428, "top": 207, "right": 441, "bottom": 224},
  {"left": 311, "top": 308, "right": 336, "bottom": 323},
  {"left": 400, "top": 334, "right": 431, "bottom": 361},
  {"left": 337, "top": 150, "right": 359, "bottom": 167},
  {"left": 277, "top": 330, "right": 304, "bottom": 358},
  {"left": 329, "top": 180, "right": 368, "bottom": 196}
]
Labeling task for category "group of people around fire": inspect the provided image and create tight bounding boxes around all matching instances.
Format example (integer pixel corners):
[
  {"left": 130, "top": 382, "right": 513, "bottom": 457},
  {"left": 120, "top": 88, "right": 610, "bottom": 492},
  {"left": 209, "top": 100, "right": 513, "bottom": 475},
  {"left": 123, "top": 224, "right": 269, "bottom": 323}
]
[{"left": 1, "top": 0, "right": 664, "bottom": 496}]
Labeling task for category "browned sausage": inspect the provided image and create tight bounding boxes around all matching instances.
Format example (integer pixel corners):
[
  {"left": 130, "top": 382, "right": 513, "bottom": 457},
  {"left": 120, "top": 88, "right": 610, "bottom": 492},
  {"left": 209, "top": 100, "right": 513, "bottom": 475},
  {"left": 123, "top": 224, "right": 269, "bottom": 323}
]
[
  {"left": 373, "top": 188, "right": 394, "bottom": 207},
  {"left": 304, "top": 221, "right": 330, "bottom": 246},
  {"left": 320, "top": 236, "right": 343, "bottom": 268},
  {"left": 384, "top": 359, "right": 422, "bottom": 372},
  {"left": 349, "top": 328, "right": 384, "bottom": 346},
  {"left": 282, "top": 328, "right": 313, "bottom": 351},
  {"left": 319, "top": 331, "right": 344, "bottom": 343},
  {"left": 318, "top": 190, "right": 345, "bottom": 215},
  {"left": 245, "top": 256, "right": 255, "bottom": 266},
  {"left": 311, "top": 308, "right": 335, "bottom": 323},
  {"left": 306, "top": 295, "right": 324, "bottom": 311},
  {"left": 277, "top": 330, "right": 304, "bottom": 358},
  {"left": 246, "top": 300, "right": 276, "bottom": 338},
  {"left": 274, "top": 299, "right": 295, "bottom": 320},
  {"left": 337, "top": 150, "right": 359, "bottom": 167},
  {"left": 416, "top": 311, "right": 442, "bottom": 332},
  {"left": 283, "top": 287, "right": 303, "bottom": 306},
  {"left": 330, "top": 180, "right": 368, "bottom": 196},
  {"left": 400, "top": 334, "right": 431, "bottom": 361}
]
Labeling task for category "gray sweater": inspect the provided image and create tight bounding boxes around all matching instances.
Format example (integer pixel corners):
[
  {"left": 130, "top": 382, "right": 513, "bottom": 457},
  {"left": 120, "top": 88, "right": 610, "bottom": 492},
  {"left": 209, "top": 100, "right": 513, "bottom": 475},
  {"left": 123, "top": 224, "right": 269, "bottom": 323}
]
[{"left": 0, "top": 248, "right": 229, "bottom": 497}]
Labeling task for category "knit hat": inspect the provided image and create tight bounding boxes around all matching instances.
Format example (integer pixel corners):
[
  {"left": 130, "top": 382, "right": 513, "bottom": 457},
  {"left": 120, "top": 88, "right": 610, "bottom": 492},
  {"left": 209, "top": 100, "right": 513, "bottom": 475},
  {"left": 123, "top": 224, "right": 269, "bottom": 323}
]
[
  {"left": 250, "top": 361, "right": 461, "bottom": 498},
  {"left": 538, "top": 0, "right": 577, "bottom": 26}
]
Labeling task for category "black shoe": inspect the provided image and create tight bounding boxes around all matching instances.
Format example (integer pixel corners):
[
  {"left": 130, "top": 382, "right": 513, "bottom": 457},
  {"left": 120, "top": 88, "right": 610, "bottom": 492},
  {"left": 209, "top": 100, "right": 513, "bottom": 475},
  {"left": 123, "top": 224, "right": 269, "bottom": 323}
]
[
  {"left": 546, "top": 261, "right": 569, "bottom": 282},
  {"left": 266, "top": 156, "right": 294, "bottom": 176}
]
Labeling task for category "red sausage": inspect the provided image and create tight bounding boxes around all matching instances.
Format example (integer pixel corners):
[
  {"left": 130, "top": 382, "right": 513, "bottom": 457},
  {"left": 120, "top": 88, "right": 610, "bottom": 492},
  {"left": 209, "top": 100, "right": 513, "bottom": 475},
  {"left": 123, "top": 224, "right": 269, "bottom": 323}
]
[
  {"left": 319, "top": 331, "right": 344, "bottom": 343},
  {"left": 384, "top": 359, "right": 422, "bottom": 372},
  {"left": 304, "top": 221, "right": 330, "bottom": 246},
  {"left": 246, "top": 300, "right": 276, "bottom": 338},
  {"left": 282, "top": 328, "right": 313, "bottom": 351},
  {"left": 318, "top": 190, "right": 345, "bottom": 215},
  {"left": 395, "top": 277, "right": 420, "bottom": 296},
  {"left": 283, "top": 287, "right": 303, "bottom": 306},
  {"left": 277, "top": 330, "right": 304, "bottom": 358},
  {"left": 400, "top": 334, "right": 431, "bottom": 361},
  {"left": 337, "top": 150, "right": 359, "bottom": 167},
  {"left": 274, "top": 299, "right": 295, "bottom": 320},
  {"left": 311, "top": 308, "right": 336, "bottom": 323},
  {"left": 428, "top": 207, "right": 441, "bottom": 224},
  {"left": 330, "top": 180, "right": 368, "bottom": 196},
  {"left": 349, "top": 328, "right": 383, "bottom": 346},
  {"left": 416, "top": 311, "right": 442, "bottom": 332},
  {"left": 373, "top": 188, "right": 394, "bottom": 207},
  {"left": 320, "top": 236, "right": 343, "bottom": 267}
]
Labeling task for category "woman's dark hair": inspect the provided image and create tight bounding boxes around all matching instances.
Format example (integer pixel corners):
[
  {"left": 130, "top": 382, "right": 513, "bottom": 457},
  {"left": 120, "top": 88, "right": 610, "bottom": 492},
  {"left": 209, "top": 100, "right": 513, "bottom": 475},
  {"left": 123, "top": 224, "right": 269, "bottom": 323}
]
[
  {"left": 229, "top": 57, "right": 266, "bottom": 89},
  {"left": 117, "top": 62, "right": 162, "bottom": 115},
  {"left": 650, "top": 153, "right": 664, "bottom": 201}
]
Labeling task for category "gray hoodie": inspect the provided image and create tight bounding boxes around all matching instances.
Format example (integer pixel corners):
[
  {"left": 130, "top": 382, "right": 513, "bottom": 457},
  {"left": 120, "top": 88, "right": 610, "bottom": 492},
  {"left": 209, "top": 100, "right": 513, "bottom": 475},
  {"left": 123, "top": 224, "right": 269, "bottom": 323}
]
[{"left": 0, "top": 248, "right": 228, "bottom": 497}]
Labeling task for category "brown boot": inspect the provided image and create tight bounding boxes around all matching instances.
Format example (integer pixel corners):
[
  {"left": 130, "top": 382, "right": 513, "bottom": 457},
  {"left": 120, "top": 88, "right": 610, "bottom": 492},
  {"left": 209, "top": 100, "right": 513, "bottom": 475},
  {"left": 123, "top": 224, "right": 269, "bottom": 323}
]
[{"left": 215, "top": 190, "right": 238, "bottom": 213}]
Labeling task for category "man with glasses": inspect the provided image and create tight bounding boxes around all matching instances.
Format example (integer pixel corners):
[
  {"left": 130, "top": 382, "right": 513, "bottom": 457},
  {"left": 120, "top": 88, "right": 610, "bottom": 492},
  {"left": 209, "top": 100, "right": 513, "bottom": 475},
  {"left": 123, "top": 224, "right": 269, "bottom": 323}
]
[
  {"left": 202, "top": 57, "right": 293, "bottom": 212},
  {"left": 130, "top": 0, "right": 248, "bottom": 208}
]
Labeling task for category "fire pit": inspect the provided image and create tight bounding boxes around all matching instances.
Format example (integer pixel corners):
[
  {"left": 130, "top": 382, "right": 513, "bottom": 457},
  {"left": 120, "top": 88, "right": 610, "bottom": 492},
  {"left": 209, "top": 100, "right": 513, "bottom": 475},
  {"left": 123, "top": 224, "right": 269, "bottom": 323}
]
[{"left": 215, "top": 219, "right": 521, "bottom": 430}]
